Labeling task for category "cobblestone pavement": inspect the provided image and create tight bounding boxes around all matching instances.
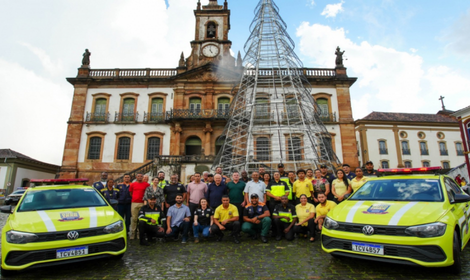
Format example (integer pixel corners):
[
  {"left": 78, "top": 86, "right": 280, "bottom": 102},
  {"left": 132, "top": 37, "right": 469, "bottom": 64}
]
[{"left": 1, "top": 212, "right": 470, "bottom": 279}]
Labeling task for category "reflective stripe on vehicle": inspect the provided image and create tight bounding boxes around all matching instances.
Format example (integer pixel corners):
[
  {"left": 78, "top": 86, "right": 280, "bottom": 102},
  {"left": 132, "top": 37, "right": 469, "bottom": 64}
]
[
  {"left": 388, "top": 202, "right": 418, "bottom": 226},
  {"left": 346, "top": 201, "right": 365, "bottom": 223},
  {"left": 89, "top": 207, "right": 97, "bottom": 228},
  {"left": 37, "top": 211, "right": 57, "bottom": 232}
]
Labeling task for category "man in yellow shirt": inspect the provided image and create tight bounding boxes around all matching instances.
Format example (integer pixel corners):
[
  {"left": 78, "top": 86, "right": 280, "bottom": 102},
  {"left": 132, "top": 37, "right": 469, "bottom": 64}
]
[
  {"left": 210, "top": 195, "right": 241, "bottom": 244},
  {"left": 293, "top": 169, "right": 314, "bottom": 204},
  {"left": 314, "top": 192, "right": 337, "bottom": 230}
]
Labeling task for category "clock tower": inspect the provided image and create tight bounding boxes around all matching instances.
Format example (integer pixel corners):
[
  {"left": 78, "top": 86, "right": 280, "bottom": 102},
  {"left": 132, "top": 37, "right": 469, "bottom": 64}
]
[{"left": 186, "top": 0, "right": 235, "bottom": 70}]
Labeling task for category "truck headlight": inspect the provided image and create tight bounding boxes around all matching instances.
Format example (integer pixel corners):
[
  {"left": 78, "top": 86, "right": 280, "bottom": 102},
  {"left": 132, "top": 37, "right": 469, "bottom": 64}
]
[
  {"left": 405, "top": 222, "right": 447, "bottom": 237},
  {"left": 6, "top": 230, "right": 38, "bottom": 244},
  {"left": 323, "top": 217, "right": 339, "bottom": 230},
  {"left": 103, "top": 221, "right": 124, "bottom": 234}
]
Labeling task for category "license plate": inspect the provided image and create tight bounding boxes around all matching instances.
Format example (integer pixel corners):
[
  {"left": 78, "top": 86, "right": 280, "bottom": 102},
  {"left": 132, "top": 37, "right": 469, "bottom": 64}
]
[
  {"left": 56, "top": 246, "right": 88, "bottom": 259},
  {"left": 351, "top": 242, "right": 384, "bottom": 255}
]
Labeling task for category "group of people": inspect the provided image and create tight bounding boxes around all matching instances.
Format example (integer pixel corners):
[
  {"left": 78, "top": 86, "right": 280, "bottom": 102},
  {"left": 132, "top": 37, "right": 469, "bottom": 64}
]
[{"left": 92, "top": 160, "right": 383, "bottom": 246}]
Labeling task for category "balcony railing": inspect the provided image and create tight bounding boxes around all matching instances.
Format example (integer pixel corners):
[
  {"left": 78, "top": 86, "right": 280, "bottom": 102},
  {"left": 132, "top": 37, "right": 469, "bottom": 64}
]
[
  {"left": 143, "top": 112, "right": 165, "bottom": 124},
  {"left": 167, "top": 109, "right": 230, "bottom": 121},
  {"left": 379, "top": 148, "right": 388, "bottom": 155},
  {"left": 402, "top": 149, "right": 411, "bottom": 155},
  {"left": 457, "top": 150, "right": 464, "bottom": 156},
  {"left": 421, "top": 149, "right": 429, "bottom": 156},
  {"left": 319, "top": 113, "right": 337, "bottom": 123},
  {"left": 440, "top": 149, "right": 448, "bottom": 156},
  {"left": 85, "top": 112, "right": 109, "bottom": 123},
  {"left": 114, "top": 112, "right": 139, "bottom": 123}
]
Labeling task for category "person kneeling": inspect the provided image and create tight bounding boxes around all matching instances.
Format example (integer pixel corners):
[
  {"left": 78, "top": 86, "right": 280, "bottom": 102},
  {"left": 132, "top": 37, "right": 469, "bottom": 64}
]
[
  {"left": 294, "top": 194, "right": 317, "bottom": 242},
  {"left": 193, "top": 198, "right": 214, "bottom": 243},
  {"left": 272, "top": 195, "right": 297, "bottom": 241},
  {"left": 210, "top": 195, "right": 241, "bottom": 244},
  {"left": 242, "top": 193, "right": 271, "bottom": 243},
  {"left": 138, "top": 195, "right": 165, "bottom": 246},
  {"left": 166, "top": 194, "right": 191, "bottom": 243}
]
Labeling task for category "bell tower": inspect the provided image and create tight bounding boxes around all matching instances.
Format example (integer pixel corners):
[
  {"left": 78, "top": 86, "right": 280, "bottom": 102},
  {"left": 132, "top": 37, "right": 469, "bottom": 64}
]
[{"left": 186, "top": 0, "right": 234, "bottom": 69}]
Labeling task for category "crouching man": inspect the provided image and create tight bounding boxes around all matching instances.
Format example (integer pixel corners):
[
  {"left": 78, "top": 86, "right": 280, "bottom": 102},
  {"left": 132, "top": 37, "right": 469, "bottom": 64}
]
[{"left": 138, "top": 195, "right": 165, "bottom": 246}]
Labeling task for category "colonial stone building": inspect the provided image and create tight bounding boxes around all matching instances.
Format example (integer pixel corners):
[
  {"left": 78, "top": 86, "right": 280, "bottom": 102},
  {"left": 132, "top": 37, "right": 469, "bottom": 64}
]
[
  {"left": 355, "top": 111, "right": 465, "bottom": 169},
  {"left": 59, "top": 0, "right": 358, "bottom": 183}
]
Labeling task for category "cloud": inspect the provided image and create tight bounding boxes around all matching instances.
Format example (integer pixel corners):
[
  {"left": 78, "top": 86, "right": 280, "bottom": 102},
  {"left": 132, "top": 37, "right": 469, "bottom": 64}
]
[
  {"left": 443, "top": 9, "right": 470, "bottom": 58},
  {"left": 19, "top": 42, "right": 64, "bottom": 76},
  {"left": 321, "top": 1, "right": 344, "bottom": 18},
  {"left": 296, "top": 22, "right": 470, "bottom": 118},
  {"left": 0, "top": 59, "right": 70, "bottom": 165}
]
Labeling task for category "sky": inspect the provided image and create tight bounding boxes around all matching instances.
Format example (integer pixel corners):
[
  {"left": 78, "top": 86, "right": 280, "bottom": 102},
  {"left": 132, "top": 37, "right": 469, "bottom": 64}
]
[{"left": 1, "top": 0, "right": 469, "bottom": 165}]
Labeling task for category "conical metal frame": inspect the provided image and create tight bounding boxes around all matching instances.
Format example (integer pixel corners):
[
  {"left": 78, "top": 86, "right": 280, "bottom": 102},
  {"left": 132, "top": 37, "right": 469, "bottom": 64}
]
[{"left": 213, "top": 0, "right": 341, "bottom": 173}]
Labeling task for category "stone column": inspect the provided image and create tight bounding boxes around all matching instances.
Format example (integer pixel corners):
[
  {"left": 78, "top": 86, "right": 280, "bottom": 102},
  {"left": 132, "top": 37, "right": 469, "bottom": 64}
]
[
  {"left": 203, "top": 123, "right": 213, "bottom": 156},
  {"left": 393, "top": 126, "right": 404, "bottom": 168},
  {"left": 171, "top": 123, "right": 183, "bottom": 155}
]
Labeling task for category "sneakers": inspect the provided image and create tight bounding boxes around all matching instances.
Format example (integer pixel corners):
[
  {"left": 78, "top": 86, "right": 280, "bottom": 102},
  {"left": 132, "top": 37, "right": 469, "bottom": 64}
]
[
  {"left": 233, "top": 237, "right": 241, "bottom": 244},
  {"left": 140, "top": 240, "right": 150, "bottom": 246},
  {"left": 216, "top": 233, "right": 224, "bottom": 242},
  {"left": 194, "top": 238, "right": 199, "bottom": 243},
  {"left": 261, "top": 236, "right": 268, "bottom": 243},
  {"left": 275, "top": 235, "right": 282, "bottom": 241},
  {"left": 181, "top": 238, "right": 187, "bottom": 244}
]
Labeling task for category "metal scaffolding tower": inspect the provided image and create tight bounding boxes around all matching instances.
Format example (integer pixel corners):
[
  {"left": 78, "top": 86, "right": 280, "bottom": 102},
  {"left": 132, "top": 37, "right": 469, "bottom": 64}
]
[{"left": 213, "top": 0, "right": 341, "bottom": 173}]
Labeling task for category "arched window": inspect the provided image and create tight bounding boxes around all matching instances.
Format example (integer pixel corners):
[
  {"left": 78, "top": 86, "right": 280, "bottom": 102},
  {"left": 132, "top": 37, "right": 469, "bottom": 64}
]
[
  {"left": 147, "top": 137, "right": 161, "bottom": 160},
  {"left": 442, "top": 161, "right": 450, "bottom": 169},
  {"left": 256, "top": 137, "right": 270, "bottom": 161},
  {"left": 422, "top": 161, "right": 430, "bottom": 167},
  {"left": 456, "top": 142, "right": 464, "bottom": 156},
  {"left": 316, "top": 98, "right": 329, "bottom": 117},
  {"left": 255, "top": 98, "right": 269, "bottom": 119},
  {"left": 94, "top": 98, "right": 107, "bottom": 121},
  {"left": 420, "top": 142, "right": 428, "bottom": 155},
  {"left": 122, "top": 98, "right": 135, "bottom": 121},
  {"left": 185, "top": 137, "right": 202, "bottom": 155},
  {"left": 87, "top": 137, "right": 102, "bottom": 160},
  {"left": 381, "top": 161, "right": 389, "bottom": 169},
  {"left": 215, "top": 136, "right": 225, "bottom": 155},
  {"left": 404, "top": 161, "right": 412, "bottom": 168},
  {"left": 218, "top": 97, "right": 230, "bottom": 112},
  {"left": 401, "top": 141, "right": 410, "bottom": 155},
  {"left": 189, "top": 98, "right": 202, "bottom": 112},
  {"left": 117, "top": 137, "right": 131, "bottom": 160},
  {"left": 207, "top": 21, "right": 216, "bottom": 38},
  {"left": 288, "top": 137, "right": 302, "bottom": 161},
  {"left": 439, "top": 142, "right": 448, "bottom": 156},
  {"left": 378, "top": 140, "right": 388, "bottom": 154}
]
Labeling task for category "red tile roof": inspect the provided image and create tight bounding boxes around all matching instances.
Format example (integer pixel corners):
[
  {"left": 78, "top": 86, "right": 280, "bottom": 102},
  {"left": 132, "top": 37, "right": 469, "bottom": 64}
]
[{"left": 359, "top": 111, "right": 457, "bottom": 123}]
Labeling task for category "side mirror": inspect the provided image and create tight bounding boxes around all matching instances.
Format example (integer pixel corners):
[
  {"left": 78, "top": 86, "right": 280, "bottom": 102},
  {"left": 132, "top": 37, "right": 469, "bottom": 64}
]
[
  {"left": 453, "top": 193, "right": 470, "bottom": 204},
  {"left": 0, "top": 205, "right": 12, "bottom": 214},
  {"left": 109, "top": 199, "right": 119, "bottom": 206}
]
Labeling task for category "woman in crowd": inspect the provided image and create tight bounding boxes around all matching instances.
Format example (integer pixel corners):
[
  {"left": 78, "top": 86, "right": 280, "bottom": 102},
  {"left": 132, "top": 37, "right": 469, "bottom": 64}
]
[
  {"left": 312, "top": 169, "right": 330, "bottom": 205},
  {"left": 350, "top": 167, "right": 368, "bottom": 193},
  {"left": 263, "top": 173, "right": 272, "bottom": 186},
  {"left": 331, "top": 169, "right": 352, "bottom": 204},
  {"left": 101, "top": 178, "right": 119, "bottom": 210},
  {"left": 294, "top": 194, "right": 316, "bottom": 242},
  {"left": 192, "top": 198, "right": 214, "bottom": 243},
  {"left": 143, "top": 177, "right": 165, "bottom": 210}
]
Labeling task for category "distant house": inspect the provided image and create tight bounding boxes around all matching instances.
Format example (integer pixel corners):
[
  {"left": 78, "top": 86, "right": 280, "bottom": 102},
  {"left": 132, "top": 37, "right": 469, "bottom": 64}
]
[
  {"left": 0, "top": 149, "right": 59, "bottom": 195},
  {"left": 355, "top": 111, "right": 464, "bottom": 169},
  {"left": 452, "top": 105, "right": 470, "bottom": 177}
]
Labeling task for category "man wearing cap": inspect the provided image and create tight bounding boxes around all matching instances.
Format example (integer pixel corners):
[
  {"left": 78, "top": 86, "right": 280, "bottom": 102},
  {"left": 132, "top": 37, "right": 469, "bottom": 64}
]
[
  {"left": 272, "top": 195, "right": 297, "bottom": 241},
  {"left": 342, "top": 164, "right": 356, "bottom": 180},
  {"left": 278, "top": 163, "right": 288, "bottom": 178},
  {"left": 138, "top": 195, "right": 165, "bottom": 246},
  {"left": 320, "top": 164, "right": 336, "bottom": 185},
  {"left": 93, "top": 172, "right": 108, "bottom": 191},
  {"left": 206, "top": 174, "right": 214, "bottom": 185},
  {"left": 211, "top": 195, "right": 241, "bottom": 244},
  {"left": 364, "top": 161, "right": 382, "bottom": 177},
  {"left": 242, "top": 193, "right": 271, "bottom": 243}
]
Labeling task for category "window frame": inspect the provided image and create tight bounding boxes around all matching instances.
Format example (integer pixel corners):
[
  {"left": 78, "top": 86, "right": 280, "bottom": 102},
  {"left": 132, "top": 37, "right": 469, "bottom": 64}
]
[
  {"left": 421, "top": 160, "right": 430, "bottom": 167},
  {"left": 285, "top": 134, "right": 304, "bottom": 161},
  {"left": 380, "top": 160, "right": 390, "bottom": 169},
  {"left": 378, "top": 139, "right": 388, "bottom": 155},
  {"left": 441, "top": 161, "right": 450, "bottom": 169},
  {"left": 401, "top": 140, "right": 411, "bottom": 155},
  {"left": 144, "top": 132, "right": 165, "bottom": 161},
  {"left": 419, "top": 141, "right": 429, "bottom": 155},
  {"left": 255, "top": 136, "right": 271, "bottom": 161},
  {"left": 438, "top": 141, "right": 448, "bottom": 156},
  {"left": 404, "top": 161, "right": 412, "bottom": 168},
  {"left": 85, "top": 132, "right": 106, "bottom": 162},
  {"left": 119, "top": 93, "right": 139, "bottom": 122},
  {"left": 114, "top": 131, "right": 135, "bottom": 162},
  {"left": 455, "top": 142, "right": 464, "bottom": 156}
]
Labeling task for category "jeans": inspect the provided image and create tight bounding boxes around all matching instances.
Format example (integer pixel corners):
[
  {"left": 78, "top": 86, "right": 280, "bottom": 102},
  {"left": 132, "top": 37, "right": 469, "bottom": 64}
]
[
  {"left": 241, "top": 217, "right": 272, "bottom": 237},
  {"left": 117, "top": 203, "right": 131, "bottom": 233},
  {"left": 166, "top": 221, "right": 191, "bottom": 240},
  {"left": 193, "top": 224, "right": 211, "bottom": 238}
]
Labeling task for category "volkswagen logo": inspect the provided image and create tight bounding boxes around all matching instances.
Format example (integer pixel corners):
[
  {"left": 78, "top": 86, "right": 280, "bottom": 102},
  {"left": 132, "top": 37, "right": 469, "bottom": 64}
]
[
  {"left": 67, "top": 231, "right": 80, "bottom": 240},
  {"left": 362, "top": 225, "right": 375, "bottom": 235}
]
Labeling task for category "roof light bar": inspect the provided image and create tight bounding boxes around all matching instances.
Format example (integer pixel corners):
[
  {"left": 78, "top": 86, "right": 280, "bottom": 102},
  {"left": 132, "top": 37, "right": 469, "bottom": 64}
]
[{"left": 378, "top": 166, "right": 442, "bottom": 173}]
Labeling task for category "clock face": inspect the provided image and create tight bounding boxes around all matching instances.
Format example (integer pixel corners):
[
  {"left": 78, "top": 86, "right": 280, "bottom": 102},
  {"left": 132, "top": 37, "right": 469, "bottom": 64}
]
[{"left": 202, "top": 45, "right": 219, "bottom": 58}]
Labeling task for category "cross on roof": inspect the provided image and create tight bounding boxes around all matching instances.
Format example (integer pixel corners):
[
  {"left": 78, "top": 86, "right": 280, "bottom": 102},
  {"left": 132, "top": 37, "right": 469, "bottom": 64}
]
[{"left": 439, "top": 95, "right": 446, "bottom": 110}]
